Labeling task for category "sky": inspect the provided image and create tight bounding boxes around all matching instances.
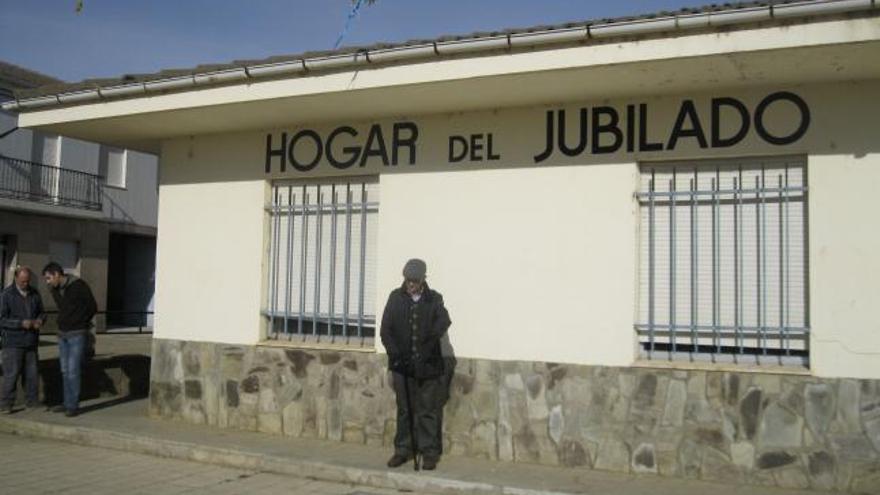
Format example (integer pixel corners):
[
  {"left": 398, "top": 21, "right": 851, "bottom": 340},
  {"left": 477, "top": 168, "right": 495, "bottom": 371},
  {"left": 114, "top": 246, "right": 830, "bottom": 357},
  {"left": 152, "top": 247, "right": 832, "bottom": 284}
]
[{"left": 1, "top": 0, "right": 700, "bottom": 83}]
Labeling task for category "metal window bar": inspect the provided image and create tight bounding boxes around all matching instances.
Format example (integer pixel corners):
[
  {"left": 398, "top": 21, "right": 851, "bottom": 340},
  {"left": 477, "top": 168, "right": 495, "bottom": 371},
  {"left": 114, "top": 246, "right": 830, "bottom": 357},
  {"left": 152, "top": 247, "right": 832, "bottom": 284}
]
[
  {"left": 648, "top": 172, "right": 655, "bottom": 359},
  {"left": 635, "top": 159, "right": 808, "bottom": 365},
  {"left": 264, "top": 179, "right": 378, "bottom": 344},
  {"left": 0, "top": 154, "right": 103, "bottom": 211}
]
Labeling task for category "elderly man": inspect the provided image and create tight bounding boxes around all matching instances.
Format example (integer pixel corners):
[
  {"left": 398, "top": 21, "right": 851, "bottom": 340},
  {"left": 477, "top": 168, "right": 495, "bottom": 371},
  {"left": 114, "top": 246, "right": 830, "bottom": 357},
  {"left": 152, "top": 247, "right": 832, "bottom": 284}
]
[
  {"left": 0, "top": 266, "right": 45, "bottom": 413},
  {"left": 42, "top": 262, "right": 97, "bottom": 417},
  {"left": 380, "top": 258, "right": 451, "bottom": 471}
]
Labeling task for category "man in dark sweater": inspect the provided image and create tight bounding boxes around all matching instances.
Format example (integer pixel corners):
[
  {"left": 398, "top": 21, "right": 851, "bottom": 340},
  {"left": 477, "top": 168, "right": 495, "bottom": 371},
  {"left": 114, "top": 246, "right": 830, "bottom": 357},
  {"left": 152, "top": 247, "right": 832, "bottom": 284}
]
[
  {"left": 0, "top": 266, "right": 45, "bottom": 413},
  {"left": 42, "top": 262, "right": 97, "bottom": 417}
]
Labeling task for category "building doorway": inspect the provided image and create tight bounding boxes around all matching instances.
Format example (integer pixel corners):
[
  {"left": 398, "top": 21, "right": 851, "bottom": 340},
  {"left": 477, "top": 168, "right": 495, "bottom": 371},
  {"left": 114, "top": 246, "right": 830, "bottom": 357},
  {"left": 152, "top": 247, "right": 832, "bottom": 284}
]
[{"left": 106, "top": 233, "right": 156, "bottom": 329}]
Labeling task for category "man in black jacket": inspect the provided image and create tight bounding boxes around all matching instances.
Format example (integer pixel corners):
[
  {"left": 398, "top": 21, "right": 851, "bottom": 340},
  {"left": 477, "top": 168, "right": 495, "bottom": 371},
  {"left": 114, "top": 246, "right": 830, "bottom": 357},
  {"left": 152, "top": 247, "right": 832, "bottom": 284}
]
[
  {"left": 0, "top": 267, "right": 45, "bottom": 413},
  {"left": 42, "top": 262, "right": 97, "bottom": 417},
  {"left": 380, "top": 258, "right": 451, "bottom": 471}
]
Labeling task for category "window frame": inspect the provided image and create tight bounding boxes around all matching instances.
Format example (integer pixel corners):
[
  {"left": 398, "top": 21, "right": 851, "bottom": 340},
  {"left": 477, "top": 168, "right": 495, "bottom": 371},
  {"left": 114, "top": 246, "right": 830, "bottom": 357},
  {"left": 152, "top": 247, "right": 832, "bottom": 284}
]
[
  {"left": 634, "top": 155, "right": 809, "bottom": 367},
  {"left": 262, "top": 176, "right": 379, "bottom": 348}
]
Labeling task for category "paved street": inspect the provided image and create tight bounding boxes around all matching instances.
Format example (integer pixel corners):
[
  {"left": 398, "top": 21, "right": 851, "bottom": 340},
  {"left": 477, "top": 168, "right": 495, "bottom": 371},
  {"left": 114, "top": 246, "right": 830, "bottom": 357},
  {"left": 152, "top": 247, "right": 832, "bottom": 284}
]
[{"left": 0, "top": 432, "right": 404, "bottom": 495}]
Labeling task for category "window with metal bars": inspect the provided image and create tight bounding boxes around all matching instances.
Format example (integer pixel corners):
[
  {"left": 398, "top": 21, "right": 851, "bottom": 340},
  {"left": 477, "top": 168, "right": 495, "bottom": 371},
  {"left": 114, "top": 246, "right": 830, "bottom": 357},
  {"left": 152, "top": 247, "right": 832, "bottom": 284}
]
[
  {"left": 635, "top": 156, "right": 809, "bottom": 365},
  {"left": 264, "top": 178, "right": 378, "bottom": 345}
]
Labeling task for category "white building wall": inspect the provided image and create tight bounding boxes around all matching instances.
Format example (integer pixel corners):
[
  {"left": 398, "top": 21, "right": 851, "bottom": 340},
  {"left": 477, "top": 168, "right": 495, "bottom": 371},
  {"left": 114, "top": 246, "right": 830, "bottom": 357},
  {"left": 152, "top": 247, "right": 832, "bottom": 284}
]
[
  {"left": 59, "top": 136, "right": 100, "bottom": 175},
  {"left": 0, "top": 110, "right": 33, "bottom": 160},
  {"left": 153, "top": 180, "right": 266, "bottom": 345},
  {"left": 148, "top": 80, "right": 880, "bottom": 379},
  {"left": 377, "top": 166, "right": 639, "bottom": 366},
  {"left": 103, "top": 150, "right": 159, "bottom": 228},
  {"left": 809, "top": 152, "right": 880, "bottom": 379}
]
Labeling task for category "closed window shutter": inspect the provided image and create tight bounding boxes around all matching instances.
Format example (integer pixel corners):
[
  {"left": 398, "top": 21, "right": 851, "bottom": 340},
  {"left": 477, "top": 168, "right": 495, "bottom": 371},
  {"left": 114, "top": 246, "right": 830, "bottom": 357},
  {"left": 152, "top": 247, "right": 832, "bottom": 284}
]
[
  {"left": 636, "top": 156, "right": 808, "bottom": 359},
  {"left": 267, "top": 179, "right": 379, "bottom": 340}
]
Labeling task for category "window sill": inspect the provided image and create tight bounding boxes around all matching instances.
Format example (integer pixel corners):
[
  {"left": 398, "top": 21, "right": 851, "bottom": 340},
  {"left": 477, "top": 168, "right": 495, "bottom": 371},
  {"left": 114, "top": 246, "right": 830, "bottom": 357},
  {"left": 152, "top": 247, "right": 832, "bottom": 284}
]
[
  {"left": 258, "top": 335, "right": 376, "bottom": 353},
  {"left": 631, "top": 358, "right": 810, "bottom": 376}
]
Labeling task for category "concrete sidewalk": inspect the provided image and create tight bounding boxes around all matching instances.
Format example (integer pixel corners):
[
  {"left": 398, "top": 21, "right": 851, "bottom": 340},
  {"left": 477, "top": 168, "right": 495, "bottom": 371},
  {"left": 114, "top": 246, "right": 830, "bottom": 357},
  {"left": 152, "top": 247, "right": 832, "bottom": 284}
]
[{"left": 0, "top": 396, "right": 829, "bottom": 495}]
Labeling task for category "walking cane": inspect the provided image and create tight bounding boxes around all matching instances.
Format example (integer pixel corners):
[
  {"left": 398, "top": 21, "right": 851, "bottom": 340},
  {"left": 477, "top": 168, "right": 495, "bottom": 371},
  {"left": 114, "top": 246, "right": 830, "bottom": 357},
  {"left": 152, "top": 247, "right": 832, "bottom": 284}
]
[{"left": 401, "top": 362, "right": 421, "bottom": 471}]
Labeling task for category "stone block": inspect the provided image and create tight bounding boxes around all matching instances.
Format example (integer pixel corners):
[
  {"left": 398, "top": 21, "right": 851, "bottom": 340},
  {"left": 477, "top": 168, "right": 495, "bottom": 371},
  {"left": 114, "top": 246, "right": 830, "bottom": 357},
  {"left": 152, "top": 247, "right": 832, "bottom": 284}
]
[
  {"left": 805, "top": 383, "right": 834, "bottom": 438},
  {"left": 282, "top": 401, "right": 305, "bottom": 437},
  {"left": 472, "top": 384, "right": 499, "bottom": 421},
  {"left": 751, "top": 374, "right": 781, "bottom": 395},
  {"left": 513, "top": 425, "right": 541, "bottom": 463},
  {"left": 807, "top": 451, "right": 836, "bottom": 491},
  {"left": 182, "top": 342, "right": 201, "bottom": 377},
  {"left": 220, "top": 346, "right": 246, "bottom": 378},
  {"left": 832, "top": 434, "right": 877, "bottom": 463},
  {"left": 739, "top": 387, "right": 763, "bottom": 441},
  {"left": 865, "top": 416, "right": 880, "bottom": 454},
  {"left": 850, "top": 463, "right": 880, "bottom": 495},
  {"left": 343, "top": 422, "right": 365, "bottom": 444},
  {"left": 202, "top": 377, "right": 220, "bottom": 425},
  {"left": 757, "top": 451, "right": 797, "bottom": 470},
  {"left": 149, "top": 381, "right": 182, "bottom": 418},
  {"left": 837, "top": 379, "right": 862, "bottom": 434},
  {"left": 701, "top": 448, "right": 743, "bottom": 484},
  {"left": 497, "top": 419, "right": 514, "bottom": 462},
  {"left": 548, "top": 405, "right": 564, "bottom": 445},
  {"left": 678, "top": 439, "right": 702, "bottom": 478},
  {"left": 655, "top": 448, "right": 679, "bottom": 477},
  {"left": 471, "top": 421, "right": 497, "bottom": 459},
  {"left": 759, "top": 403, "right": 803, "bottom": 449},
  {"left": 559, "top": 439, "right": 590, "bottom": 467},
  {"left": 595, "top": 437, "right": 630, "bottom": 472},
  {"left": 525, "top": 375, "right": 549, "bottom": 421},
  {"left": 722, "top": 373, "right": 741, "bottom": 407},
  {"left": 731, "top": 441, "right": 755, "bottom": 470},
  {"left": 182, "top": 400, "right": 206, "bottom": 425},
  {"left": 383, "top": 419, "right": 396, "bottom": 447},
  {"left": 258, "top": 413, "right": 283, "bottom": 434},
  {"left": 773, "top": 467, "right": 810, "bottom": 490},
  {"left": 151, "top": 340, "right": 183, "bottom": 383},
  {"left": 316, "top": 396, "right": 328, "bottom": 439},
  {"left": 328, "top": 401, "right": 343, "bottom": 441},
  {"left": 632, "top": 443, "right": 657, "bottom": 474},
  {"left": 685, "top": 397, "right": 720, "bottom": 425},
  {"left": 258, "top": 386, "right": 278, "bottom": 414},
  {"left": 504, "top": 373, "right": 524, "bottom": 391},
  {"left": 661, "top": 379, "right": 687, "bottom": 427},
  {"left": 687, "top": 372, "right": 706, "bottom": 397}
]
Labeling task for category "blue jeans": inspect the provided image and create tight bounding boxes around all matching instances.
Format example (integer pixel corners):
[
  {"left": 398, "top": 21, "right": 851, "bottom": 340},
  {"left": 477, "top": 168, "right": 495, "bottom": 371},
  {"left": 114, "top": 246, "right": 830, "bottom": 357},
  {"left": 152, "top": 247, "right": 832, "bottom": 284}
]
[
  {"left": 1, "top": 346, "right": 39, "bottom": 408},
  {"left": 58, "top": 333, "right": 86, "bottom": 412}
]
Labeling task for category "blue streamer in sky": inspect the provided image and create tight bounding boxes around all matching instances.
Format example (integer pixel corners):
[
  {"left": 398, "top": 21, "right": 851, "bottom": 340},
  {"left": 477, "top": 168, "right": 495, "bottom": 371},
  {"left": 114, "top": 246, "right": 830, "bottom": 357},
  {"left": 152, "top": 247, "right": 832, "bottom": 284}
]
[{"left": 334, "top": 0, "right": 365, "bottom": 49}]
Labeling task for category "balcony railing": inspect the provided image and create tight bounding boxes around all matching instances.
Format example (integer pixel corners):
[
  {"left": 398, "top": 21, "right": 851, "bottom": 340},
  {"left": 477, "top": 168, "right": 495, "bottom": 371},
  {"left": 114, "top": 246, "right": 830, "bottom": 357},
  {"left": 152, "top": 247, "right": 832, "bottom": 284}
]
[{"left": 0, "top": 154, "right": 103, "bottom": 211}]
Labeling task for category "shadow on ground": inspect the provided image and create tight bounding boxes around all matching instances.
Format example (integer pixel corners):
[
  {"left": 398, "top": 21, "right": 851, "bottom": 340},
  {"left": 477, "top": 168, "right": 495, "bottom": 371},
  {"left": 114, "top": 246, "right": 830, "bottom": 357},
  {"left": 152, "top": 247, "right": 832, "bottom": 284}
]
[{"left": 1, "top": 334, "right": 152, "bottom": 413}]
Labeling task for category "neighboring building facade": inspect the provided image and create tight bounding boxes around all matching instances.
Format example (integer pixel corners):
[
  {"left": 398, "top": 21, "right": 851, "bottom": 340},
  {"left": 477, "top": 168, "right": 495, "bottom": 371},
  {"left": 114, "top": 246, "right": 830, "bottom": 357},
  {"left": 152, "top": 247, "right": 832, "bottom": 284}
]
[
  {"left": 5, "top": 2, "right": 880, "bottom": 491},
  {"left": 0, "top": 61, "right": 158, "bottom": 330}
]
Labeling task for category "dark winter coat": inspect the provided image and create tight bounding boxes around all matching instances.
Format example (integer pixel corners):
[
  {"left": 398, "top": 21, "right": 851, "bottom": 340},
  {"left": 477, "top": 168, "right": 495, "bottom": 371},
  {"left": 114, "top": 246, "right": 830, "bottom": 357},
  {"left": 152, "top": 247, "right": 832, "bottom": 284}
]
[
  {"left": 380, "top": 282, "right": 451, "bottom": 379},
  {"left": 0, "top": 283, "right": 45, "bottom": 348},
  {"left": 50, "top": 276, "right": 97, "bottom": 333}
]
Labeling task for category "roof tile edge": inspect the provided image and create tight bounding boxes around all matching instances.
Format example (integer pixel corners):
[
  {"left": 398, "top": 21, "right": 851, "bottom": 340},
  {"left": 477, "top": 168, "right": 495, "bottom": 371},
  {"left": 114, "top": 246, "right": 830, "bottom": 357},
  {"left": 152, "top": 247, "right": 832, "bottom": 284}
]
[{"left": 2, "top": 0, "right": 877, "bottom": 113}]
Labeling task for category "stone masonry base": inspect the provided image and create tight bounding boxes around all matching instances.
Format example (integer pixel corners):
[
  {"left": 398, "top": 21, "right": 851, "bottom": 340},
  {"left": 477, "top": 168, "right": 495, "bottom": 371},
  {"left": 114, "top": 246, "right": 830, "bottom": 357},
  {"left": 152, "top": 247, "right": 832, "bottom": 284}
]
[{"left": 148, "top": 338, "right": 880, "bottom": 493}]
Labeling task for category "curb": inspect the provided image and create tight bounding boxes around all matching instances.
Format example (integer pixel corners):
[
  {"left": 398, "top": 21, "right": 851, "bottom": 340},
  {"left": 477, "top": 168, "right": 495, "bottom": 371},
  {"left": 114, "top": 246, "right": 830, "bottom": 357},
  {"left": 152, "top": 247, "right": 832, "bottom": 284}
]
[{"left": 0, "top": 416, "right": 575, "bottom": 495}]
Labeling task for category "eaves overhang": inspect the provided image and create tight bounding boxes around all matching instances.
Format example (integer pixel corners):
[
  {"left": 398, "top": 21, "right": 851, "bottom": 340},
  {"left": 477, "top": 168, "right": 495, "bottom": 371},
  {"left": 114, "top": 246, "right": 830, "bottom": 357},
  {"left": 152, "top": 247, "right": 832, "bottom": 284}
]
[{"left": 7, "top": 0, "right": 880, "bottom": 153}]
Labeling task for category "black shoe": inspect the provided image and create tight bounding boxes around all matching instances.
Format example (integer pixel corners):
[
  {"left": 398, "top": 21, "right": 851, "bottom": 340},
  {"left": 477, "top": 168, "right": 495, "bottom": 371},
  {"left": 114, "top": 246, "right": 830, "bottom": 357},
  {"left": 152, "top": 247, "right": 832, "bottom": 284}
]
[
  {"left": 24, "top": 402, "right": 40, "bottom": 410},
  {"left": 50, "top": 405, "right": 66, "bottom": 413},
  {"left": 64, "top": 409, "right": 78, "bottom": 417},
  {"left": 0, "top": 406, "right": 12, "bottom": 415},
  {"left": 422, "top": 457, "right": 439, "bottom": 470},
  {"left": 386, "top": 454, "right": 410, "bottom": 468}
]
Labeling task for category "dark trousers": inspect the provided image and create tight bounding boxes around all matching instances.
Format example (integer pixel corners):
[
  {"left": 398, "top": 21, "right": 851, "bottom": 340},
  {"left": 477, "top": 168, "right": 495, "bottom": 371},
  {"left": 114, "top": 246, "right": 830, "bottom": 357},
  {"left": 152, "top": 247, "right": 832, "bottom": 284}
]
[
  {"left": 1, "top": 346, "right": 39, "bottom": 408},
  {"left": 392, "top": 372, "right": 444, "bottom": 459}
]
